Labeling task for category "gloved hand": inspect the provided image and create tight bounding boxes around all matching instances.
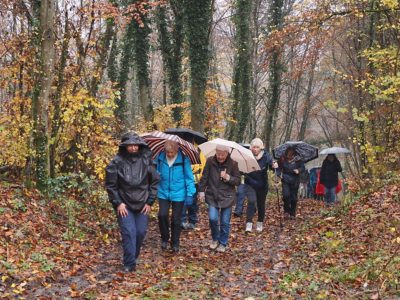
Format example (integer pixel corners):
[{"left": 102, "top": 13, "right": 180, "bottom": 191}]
[{"left": 185, "top": 196, "right": 194, "bottom": 206}]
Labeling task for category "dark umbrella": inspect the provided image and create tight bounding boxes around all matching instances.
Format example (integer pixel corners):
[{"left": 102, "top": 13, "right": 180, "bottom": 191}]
[
  {"left": 273, "top": 141, "right": 318, "bottom": 163},
  {"left": 164, "top": 128, "right": 208, "bottom": 145}
]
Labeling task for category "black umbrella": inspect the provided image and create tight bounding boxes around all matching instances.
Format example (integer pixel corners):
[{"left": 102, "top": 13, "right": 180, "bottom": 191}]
[
  {"left": 273, "top": 141, "right": 318, "bottom": 163},
  {"left": 164, "top": 128, "right": 208, "bottom": 145}
]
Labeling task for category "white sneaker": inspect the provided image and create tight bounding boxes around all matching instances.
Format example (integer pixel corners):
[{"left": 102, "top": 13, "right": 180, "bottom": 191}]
[
  {"left": 256, "top": 222, "right": 263, "bottom": 232},
  {"left": 209, "top": 240, "right": 219, "bottom": 250},
  {"left": 216, "top": 244, "right": 226, "bottom": 252},
  {"left": 245, "top": 222, "right": 253, "bottom": 232}
]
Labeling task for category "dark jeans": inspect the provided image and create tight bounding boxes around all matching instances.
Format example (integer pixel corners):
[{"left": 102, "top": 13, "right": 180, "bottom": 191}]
[
  {"left": 158, "top": 199, "right": 184, "bottom": 247},
  {"left": 282, "top": 182, "right": 299, "bottom": 217},
  {"left": 117, "top": 207, "right": 148, "bottom": 268},
  {"left": 234, "top": 184, "right": 246, "bottom": 215},
  {"left": 246, "top": 186, "right": 268, "bottom": 222},
  {"left": 324, "top": 186, "right": 336, "bottom": 205},
  {"left": 181, "top": 190, "right": 198, "bottom": 225}
]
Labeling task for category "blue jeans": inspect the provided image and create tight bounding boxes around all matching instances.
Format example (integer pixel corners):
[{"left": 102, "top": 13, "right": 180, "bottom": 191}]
[
  {"left": 117, "top": 208, "right": 148, "bottom": 268},
  {"left": 181, "top": 191, "right": 198, "bottom": 225},
  {"left": 324, "top": 186, "right": 336, "bottom": 205},
  {"left": 208, "top": 205, "right": 232, "bottom": 246},
  {"left": 234, "top": 184, "right": 247, "bottom": 215}
]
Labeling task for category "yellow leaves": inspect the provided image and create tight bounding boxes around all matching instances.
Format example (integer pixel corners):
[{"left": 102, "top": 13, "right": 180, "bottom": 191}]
[
  {"left": 381, "top": 0, "right": 399, "bottom": 9},
  {"left": 0, "top": 96, "right": 32, "bottom": 167},
  {"left": 150, "top": 102, "right": 191, "bottom": 133},
  {"left": 55, "top": 87, "right": 117, "bottom": 180}
]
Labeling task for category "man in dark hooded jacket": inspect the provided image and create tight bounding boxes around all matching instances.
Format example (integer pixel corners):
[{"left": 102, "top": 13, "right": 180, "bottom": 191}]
[{"left": 105, "top": 132, "right": 160, "bottom": 272}]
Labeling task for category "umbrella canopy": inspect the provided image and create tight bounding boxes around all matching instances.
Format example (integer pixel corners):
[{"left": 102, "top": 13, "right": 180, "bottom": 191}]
[
  {"left": 164, "top": 128, "right": 208, "bottom": 145},
  {"left": 141, "top": 131, "right": 201, "bottom": 164},
  {"left": 198, "top": 138, "right": 260, "bottom": 173},
  {"left": 273, "top": 141, "right": 318, "bottom": 163},
  {"left": 320, "top": 147, "right": 351, "bottom": 155}
]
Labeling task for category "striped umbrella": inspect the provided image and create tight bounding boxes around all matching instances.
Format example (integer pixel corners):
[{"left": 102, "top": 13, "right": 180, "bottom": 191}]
[{"left": 141, "top": 131, "right": 201, "bottom": 164}]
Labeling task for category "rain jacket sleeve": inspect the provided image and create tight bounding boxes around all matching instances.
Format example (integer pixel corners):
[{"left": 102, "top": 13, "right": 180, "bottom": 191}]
[
  {"left": 105, "top": 158, "right": 123, "bottom": 209},
  {"left": 147, "top": 162, "right": 160, "bottom": 206}
]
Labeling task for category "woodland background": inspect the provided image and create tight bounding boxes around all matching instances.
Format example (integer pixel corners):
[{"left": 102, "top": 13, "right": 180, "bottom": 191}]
[{"left": 0, "top": 0, "right": 399, "bottom": 298}]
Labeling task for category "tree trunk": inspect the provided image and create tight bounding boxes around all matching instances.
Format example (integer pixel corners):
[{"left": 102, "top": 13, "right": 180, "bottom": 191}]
[
  {"left": 263, "top": 0, "right": 284, "bottom": 151},
  {"left": 183, "top": 0, "right": 213, "bottom": 133},
  {"left": 50, "top": 9, "right": 69, "bottom": 178},
  {"left": 229, "top": 0, "right": 252, "bottom": 142},
  {"left": 298, "top": 60, "right": 316, "bottom": 141},
  {"left": 133, "top": 7, "right": 153, "bottom": 124},
  {"left": 31, "top": 0, "right": 56, "bottom": 190},
  {"left": 156, "top": 1, "right": 184, "bottom": 123}
]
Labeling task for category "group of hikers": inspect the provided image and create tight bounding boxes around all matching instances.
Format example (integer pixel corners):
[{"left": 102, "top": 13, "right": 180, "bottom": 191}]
[{"left": 105, "top": 132, "right": 343, "bottom": 273}]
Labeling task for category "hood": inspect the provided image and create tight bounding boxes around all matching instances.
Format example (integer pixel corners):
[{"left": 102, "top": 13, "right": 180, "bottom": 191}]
[{"left": 118, "top": 132, "right": 150, "bottom": 156}]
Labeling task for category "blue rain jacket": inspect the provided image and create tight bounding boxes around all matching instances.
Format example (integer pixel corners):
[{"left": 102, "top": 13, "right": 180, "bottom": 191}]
[{"left": 156, "top": 150, "right": 196, "bottom": 201}]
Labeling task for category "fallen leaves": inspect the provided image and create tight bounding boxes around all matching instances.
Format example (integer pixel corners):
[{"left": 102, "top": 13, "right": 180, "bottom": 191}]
[{"left": 1, "top": 182, "right": 400, "bottom": 298}]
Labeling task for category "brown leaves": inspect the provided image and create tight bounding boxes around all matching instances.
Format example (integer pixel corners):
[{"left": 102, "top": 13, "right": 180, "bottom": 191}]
[{"left": 2, "top": 181, "right": 400, "bottom": 298}]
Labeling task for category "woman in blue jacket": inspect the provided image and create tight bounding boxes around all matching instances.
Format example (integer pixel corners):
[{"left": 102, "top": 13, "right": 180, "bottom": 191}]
[{"left": 156, "top": 140, "right": 196, "bottom": 252}]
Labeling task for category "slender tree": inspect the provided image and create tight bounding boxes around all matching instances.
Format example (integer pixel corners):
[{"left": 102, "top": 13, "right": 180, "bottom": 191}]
[
  {"left": 156, "top": 1, "right": 185, "bottom": 123},
  {"left": 31, "top": 0, "right": 56, "bottom": 190},
  {"left": 263, "top": 0, "right": 284, "bottom": 151},
  {"left": 133, "top": 3, "right": 154, "bottom": 123},
  {"left": 227, "top": 0, "right": 252, "bottom": 142},
  {"left": 183, "top": 0, "right": 213, "bottom": 133}
]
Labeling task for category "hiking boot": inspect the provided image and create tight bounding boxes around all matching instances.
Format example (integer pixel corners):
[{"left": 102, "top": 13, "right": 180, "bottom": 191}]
[
  {"left": 233, "top": 212, "right": 242, "bottom": 217},
  {"left": 256, "top": 222, "right": 263, "bottom": 232},
  {"left": 181, "top": 222, "right": 189, "bottom": 229},
  {"left": 187, "top": 223, "right": 195, "bottom": 230},
  {"left": 216, "top": 244, "right": 226, "bottom": 253},
  {"left": 245, "top": 222, "right": 253, "bottom": 233},
  {"left": 209, "top": 240, "right": 219, "bottom": 250},
  {"left": 172, "top": 245, "right": 180, "bottom": 253}
]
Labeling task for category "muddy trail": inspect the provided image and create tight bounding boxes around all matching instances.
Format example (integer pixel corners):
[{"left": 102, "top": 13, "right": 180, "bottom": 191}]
[
  {"left": 2, "top": 183, "right": 399, "bottom": 299},
  {"left": 7, "top": 194, "right": 312, "bottom": 299}
]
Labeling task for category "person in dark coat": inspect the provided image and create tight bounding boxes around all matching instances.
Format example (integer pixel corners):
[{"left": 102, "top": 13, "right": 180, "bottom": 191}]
[
  {"left": 277, "top": 147, "right": 305, "bottom": 219},
  {"left": 319, "top": 154, "right": 342, "bottom": 205},
  {"left": 243, "top": 138, "right": 278, "bottom": 233},
  {"left": 198, "top": 145, "right": 241, "bottom": 252},
  {"left": 105, "top": 132, "right": 160, "bottom": 272}
]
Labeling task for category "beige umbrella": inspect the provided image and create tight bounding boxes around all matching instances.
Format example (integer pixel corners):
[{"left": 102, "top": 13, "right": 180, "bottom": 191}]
[{"left": 198, "top": 138, "right": 260, "bottom": 173}]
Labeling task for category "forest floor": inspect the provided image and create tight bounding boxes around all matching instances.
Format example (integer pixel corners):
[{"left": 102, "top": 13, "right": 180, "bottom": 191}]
[{"left": 0, "top": 182, "right": 399, "bottom": 299}]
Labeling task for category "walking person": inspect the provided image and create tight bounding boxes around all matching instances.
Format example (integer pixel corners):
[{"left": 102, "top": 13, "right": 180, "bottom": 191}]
[
  {"left": 243, "top": 138, "right": 278, "bottom": 232},
  {"left": 233, "top": 180, "right": 246, "bottom": 217},
  {"left": 105, "top": 132, "right": 160, "bottom": 272},
  {"left": 277, "top": 147, "right": 305, "bottom": 220},
  {"left": 198, "top": 145, "right": 241, "bottom": 252},
  {"left": 181, "top": 152, "right": 206, "bottom": 230},
  {"left": 298, "top": 168, "right": 310, "bottom": 199},
  {"left": 319, "top": 154, "right": 342, "bottom": 206},
  {"left": 156, "top": 140, "right": 196, "bottom": 252}
]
